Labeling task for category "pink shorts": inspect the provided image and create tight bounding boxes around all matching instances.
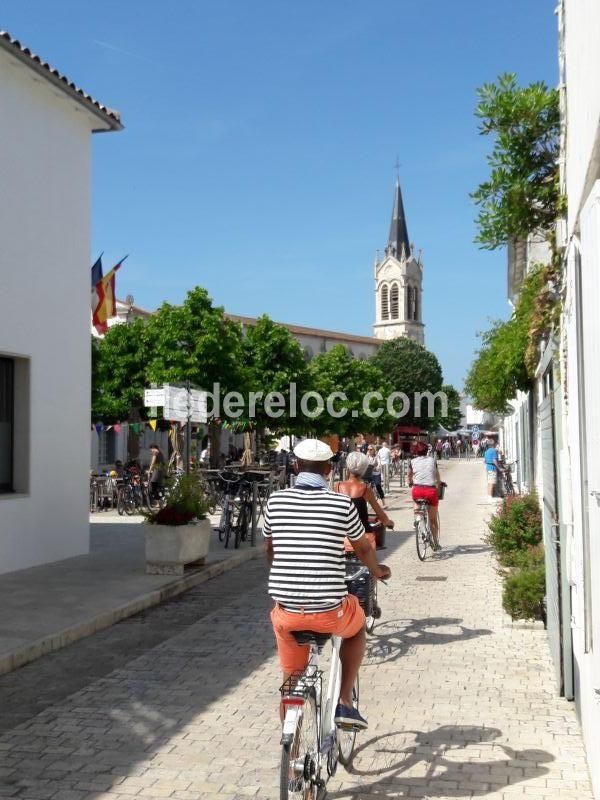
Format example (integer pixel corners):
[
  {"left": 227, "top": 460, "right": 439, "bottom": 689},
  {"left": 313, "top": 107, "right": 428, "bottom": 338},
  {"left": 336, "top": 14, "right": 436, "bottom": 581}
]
[{"left": 412, "top": 485, "right": 439, "bottom": 507}]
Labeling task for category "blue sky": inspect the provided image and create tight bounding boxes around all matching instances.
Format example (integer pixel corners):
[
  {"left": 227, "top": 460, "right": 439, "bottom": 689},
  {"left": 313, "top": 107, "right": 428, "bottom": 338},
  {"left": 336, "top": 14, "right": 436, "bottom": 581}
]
[{"left": 3, "top": 1, "right": 557, "bottom": 386}]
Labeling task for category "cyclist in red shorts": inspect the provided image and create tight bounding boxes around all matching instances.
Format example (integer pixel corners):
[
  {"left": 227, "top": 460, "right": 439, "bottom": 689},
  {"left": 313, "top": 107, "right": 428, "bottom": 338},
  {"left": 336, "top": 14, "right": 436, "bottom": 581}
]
[{"left": 408, "top": 441, "right": 442, "bottom": 551}]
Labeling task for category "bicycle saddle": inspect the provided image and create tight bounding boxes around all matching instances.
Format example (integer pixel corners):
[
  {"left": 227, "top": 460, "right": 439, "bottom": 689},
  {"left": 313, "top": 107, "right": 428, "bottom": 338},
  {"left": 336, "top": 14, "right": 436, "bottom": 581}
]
[{"left": 291, "top": 631, "right": 332, "bottom": 650}]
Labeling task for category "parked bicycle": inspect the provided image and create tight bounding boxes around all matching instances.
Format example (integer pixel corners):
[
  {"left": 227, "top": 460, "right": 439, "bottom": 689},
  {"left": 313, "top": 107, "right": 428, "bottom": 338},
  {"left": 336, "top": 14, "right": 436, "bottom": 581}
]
[
  {"left": 498, "top": 460, "right": 517, "bottom": 497},
  {"left": 279, "top": 564, "right": 371, "bottom": 799}
]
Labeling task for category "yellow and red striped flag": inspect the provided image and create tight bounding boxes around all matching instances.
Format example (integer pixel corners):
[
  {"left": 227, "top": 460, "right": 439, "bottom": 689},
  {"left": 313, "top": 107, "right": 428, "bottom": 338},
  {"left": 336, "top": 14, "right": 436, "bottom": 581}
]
[{"left": 92, "top": 256, "right": 127, "bottom": 335}]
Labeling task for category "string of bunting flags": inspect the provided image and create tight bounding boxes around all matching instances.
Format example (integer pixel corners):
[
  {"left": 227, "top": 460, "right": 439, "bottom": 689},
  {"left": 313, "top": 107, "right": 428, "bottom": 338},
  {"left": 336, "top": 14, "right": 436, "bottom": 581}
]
[{"left": 92, "top": 420, "right": 203, "bottom": 435}]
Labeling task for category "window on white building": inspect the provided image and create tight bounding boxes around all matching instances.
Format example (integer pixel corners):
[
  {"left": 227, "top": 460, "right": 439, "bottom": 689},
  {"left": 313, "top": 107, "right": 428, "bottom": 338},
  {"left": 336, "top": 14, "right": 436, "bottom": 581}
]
[{"left": 0, "top": 358, "right": 13, "bottom": 492}]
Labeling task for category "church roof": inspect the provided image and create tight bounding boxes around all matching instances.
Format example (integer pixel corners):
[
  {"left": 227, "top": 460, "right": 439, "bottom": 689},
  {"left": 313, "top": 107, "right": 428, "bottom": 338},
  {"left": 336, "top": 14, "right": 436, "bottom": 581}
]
[{"left": 387, "top": 177, "right": 410, "bottom": 258}]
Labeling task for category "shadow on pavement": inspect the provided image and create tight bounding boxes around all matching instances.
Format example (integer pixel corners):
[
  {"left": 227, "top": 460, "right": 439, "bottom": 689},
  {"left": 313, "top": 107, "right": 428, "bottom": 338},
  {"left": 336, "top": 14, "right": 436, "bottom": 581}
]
[
  {"left": 327, "top": 725, "right": 554, "bottom": 798},
  {"left": 366, "top": 616, "right": 492, "bottom": 664},
  {"left": 432, "top": 542, "right": 493, "bottom": 560}
]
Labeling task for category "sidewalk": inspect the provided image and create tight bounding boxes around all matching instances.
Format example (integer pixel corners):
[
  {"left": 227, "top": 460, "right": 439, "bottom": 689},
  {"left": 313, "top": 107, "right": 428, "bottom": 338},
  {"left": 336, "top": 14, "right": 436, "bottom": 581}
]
[{"left": 0, "top": 513, "right": 261, "bottom": 676}]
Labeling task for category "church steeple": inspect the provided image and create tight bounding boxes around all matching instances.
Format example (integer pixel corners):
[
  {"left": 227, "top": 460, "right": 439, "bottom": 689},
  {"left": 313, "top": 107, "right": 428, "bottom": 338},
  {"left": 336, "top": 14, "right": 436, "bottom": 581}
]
[
  {"left": 374, "top": 174, "right": 425, "bottom": 346},
  {"left": 386, "top": 177, "right": 410, "bottom": 259}
]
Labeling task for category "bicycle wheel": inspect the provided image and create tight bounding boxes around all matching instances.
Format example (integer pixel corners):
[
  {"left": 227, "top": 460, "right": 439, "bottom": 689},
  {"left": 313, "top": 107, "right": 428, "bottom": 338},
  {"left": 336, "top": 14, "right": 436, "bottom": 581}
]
[
  {"left": 223, "top": 502, "right": 233, "bottom": 548},
  {"left": 416, "top": 516, "right": 430, "bottom": 561},
  {"left": 233, "top": 503, "right": 248, "bottom": 549},
  {"left": 280, "top": 691, "right": 319, "bottom": 800},
  {"left": 338, "top": 676, "right": 360, "bottom": 767},
  {"left": 116, "top": 487, "right": 126, "bottom": 516}
]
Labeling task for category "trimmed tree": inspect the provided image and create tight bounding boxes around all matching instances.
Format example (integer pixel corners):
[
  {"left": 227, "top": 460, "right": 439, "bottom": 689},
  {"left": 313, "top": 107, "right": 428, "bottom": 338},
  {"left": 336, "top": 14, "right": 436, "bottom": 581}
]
[
  {"left": 370, "top": 338, "right": 443, "bottom": 430},
  {"left": 91, "top": 318, "right": 150, "bottom": 423},
  {"left": 306, "top": 345, "right": 394, "bottom": 438},
  {"left": 240, "top": 315, "right": 309, "bottom": 442},
  {"left": 145, "top": 287, "right": 246, "bottom": 465}
]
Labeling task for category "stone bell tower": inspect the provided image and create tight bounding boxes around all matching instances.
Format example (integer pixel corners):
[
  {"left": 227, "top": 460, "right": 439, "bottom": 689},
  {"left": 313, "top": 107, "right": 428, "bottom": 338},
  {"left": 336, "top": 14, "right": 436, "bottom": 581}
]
[{"left": 373, "top": 177, "right": 425, "bottom": 345}]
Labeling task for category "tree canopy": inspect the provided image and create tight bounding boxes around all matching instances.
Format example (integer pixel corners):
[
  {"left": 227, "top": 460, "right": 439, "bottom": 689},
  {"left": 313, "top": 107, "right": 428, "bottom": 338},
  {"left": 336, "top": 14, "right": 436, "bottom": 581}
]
[
  {"left": 437, "top": 384, "right": 462, "bottom": 431},
  {"left": 240, "top": 315, "right": 309, "bottom": 436},
  {"left": 306, "top": 345, "right": 394, "bottom": 438},
  {"left": 370, "top": 337, "right": 443, "bottom": 429},
  {"left": 144, "top": 287, "right": 245, "bottom": 398},
  {"left": 464, "top": 264, "right": 556, "bottom": 414},
  {"left": 92, "top": 318, "right": 149, "bottom": 423},
  {"left": 471, "top": 73, "right": 560, "bottom": 250}
]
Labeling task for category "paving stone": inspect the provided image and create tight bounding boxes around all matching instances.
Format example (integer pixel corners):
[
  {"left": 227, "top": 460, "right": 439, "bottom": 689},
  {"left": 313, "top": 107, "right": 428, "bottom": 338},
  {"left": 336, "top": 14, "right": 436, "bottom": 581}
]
[{"left": 0, "top": 462, "right": 593, "bottom": 798}]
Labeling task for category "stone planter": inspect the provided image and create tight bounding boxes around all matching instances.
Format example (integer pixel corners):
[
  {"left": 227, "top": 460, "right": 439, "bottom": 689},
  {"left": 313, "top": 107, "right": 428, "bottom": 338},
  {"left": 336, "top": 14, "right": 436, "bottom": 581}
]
[{"left": 145, "top": 518, "right": 212, "bottom": 575}]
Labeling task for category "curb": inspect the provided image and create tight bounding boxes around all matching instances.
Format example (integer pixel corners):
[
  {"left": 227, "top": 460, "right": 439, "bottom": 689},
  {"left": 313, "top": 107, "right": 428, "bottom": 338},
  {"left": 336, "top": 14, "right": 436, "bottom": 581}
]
[{"left": 0, "top": 546, "right": 264, "bottom": 677}]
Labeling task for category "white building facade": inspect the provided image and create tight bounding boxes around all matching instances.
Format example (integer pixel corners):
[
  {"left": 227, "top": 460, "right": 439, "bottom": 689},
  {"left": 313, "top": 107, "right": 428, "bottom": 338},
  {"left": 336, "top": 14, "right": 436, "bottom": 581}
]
[
  {"left": 0, "top": 31, "right": 122, "bottom": 573},
  {"left": 556, "top": 2, "right": 600, "bottom": 793}
]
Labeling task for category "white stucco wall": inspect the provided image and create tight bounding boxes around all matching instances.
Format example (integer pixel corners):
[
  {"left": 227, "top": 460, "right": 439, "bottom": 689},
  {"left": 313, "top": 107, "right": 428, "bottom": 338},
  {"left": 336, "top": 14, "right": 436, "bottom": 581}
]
[
  {"left": 0, "top": 50, "right": 98, "bottom": 573},
  {"left": 564, "top": 0, "right": 600, "bottom": 235}
]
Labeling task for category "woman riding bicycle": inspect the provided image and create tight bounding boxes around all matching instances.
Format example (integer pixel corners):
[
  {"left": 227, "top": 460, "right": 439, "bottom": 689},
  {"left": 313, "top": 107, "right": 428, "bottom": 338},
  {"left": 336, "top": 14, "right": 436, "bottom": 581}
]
[
  {"left": 408, "top": 441, "right": 442, "bottom": 551},
  {"left": 335, "top": 451, "right": 394, "bottom": 549}
]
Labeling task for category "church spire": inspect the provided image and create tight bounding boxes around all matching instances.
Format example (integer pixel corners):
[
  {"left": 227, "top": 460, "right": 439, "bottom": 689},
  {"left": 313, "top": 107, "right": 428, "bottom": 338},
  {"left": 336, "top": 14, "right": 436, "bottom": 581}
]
[{"left": 387, "top": 177, "right": 410, "bottom": 259}]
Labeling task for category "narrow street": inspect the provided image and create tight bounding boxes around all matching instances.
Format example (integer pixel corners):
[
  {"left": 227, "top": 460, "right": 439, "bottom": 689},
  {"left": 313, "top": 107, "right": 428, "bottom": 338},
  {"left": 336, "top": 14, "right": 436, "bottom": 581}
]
[{"left": 0, "top": 460, "right": 592, "bottom": 800}]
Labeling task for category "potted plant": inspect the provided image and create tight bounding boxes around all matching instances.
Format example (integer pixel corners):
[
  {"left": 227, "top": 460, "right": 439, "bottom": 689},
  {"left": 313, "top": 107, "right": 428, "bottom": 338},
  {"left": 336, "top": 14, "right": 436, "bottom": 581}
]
[{"left": 143, "top": 473, "right": 212, "bottom": 574}]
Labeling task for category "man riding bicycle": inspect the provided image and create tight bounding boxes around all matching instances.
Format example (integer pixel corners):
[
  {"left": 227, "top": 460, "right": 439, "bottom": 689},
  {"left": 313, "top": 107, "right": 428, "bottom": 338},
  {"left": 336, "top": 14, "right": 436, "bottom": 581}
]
[{"left": 264, "top": 439, "right": 391, "bottom": 730}]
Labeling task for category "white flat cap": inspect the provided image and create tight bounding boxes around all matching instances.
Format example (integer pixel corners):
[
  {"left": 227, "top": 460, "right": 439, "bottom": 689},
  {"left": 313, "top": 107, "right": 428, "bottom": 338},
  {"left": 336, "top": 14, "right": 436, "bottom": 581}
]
[{"left": 293, "top": 439, "right": 334, "bottom": 461}]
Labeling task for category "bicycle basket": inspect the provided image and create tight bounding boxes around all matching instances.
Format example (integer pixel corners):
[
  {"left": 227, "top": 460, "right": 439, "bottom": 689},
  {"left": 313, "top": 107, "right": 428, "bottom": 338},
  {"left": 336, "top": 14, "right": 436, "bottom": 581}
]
[{"left": 345, "top": 555, "right": 374, "bottom": 616}]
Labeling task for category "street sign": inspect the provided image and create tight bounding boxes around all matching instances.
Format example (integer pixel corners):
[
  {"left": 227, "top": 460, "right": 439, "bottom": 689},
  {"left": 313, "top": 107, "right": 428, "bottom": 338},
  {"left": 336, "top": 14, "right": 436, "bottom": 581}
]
[
  {"left": 471, "top": 426, "right": 480, "bottom": 439},
  {"left": 163, "top": 385, "right": 208, "bottom": 423},
  {"left": 144, "top": 388, "right": 165, "bottom": 407}
]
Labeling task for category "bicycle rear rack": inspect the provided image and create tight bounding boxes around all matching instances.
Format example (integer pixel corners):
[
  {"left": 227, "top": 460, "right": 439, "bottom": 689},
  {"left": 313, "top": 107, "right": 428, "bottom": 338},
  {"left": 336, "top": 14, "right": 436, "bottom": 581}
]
[{"left": 279, "top": 669, "right": 322, "bottom": 701}]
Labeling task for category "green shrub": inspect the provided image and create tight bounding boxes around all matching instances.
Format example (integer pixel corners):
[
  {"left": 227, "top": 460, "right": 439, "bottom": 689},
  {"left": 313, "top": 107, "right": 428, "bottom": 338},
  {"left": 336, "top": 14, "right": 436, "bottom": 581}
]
[
  {"left": 486, "top": 494, "right": 542, "bottom": 566},
  {"left": 502, "top": 548, "right": 546, "bottom": 622}
]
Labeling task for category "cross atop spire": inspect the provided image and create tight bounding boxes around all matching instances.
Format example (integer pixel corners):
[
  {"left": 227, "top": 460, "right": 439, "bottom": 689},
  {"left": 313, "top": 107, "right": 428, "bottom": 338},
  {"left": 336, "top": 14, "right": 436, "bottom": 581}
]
[{"left": 387, "top": 175, "right": 410, "bottom": 259}]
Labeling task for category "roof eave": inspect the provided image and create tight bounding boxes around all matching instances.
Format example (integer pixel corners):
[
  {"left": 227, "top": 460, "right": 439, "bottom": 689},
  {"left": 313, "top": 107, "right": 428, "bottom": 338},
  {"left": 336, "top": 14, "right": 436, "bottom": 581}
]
[{"left": 0, "top": 34, "right": 123, "bottom": 132}]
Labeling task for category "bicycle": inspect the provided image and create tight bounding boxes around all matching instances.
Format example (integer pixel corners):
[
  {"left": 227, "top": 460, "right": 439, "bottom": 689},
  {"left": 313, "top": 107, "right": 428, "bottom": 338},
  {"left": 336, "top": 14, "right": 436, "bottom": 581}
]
[
  {"left": 216, "top": 471, "right": 244, "bottom": 548},
  {"left": 499, "top": 461, "right": 516, "bottom": 497},
  {"left": 279, "top": 565, "right": 370, "bottom": 800},
  {"left": 414, "top": 498, "right": 436, "bottom": 561},
  {"left": 345, "top": 553, "right": 381, "bottom": 634}
]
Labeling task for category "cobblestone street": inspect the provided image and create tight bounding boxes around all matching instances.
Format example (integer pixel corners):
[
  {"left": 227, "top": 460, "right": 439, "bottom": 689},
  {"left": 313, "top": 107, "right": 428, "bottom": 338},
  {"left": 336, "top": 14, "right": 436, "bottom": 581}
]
[{"left": 0, "top": 460, "right": 593, "bottom": 799}]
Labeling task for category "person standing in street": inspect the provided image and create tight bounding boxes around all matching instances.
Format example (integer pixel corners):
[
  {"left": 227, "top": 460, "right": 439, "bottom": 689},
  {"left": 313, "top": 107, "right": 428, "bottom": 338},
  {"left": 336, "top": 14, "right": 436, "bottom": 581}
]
[
  {"left": 378, "top": 440, "right": 391, "bottom": 491},
  {"left": 367, "top": 445, "right": 386, "bottom": 507},
  {"left": 435, "top": 439, "right": 443, "bottom": 460},
  {"left": 484, "top": 438, "right": 503, "bottom": 499},
  {"left": 148, "top": 444, "right": 166, "bottom": 503}
]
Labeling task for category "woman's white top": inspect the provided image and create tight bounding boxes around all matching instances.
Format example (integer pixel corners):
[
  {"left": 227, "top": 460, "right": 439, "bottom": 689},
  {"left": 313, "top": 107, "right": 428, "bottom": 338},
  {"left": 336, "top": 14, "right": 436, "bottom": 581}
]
[{"left": 410, "top": 456, "right": 437, "bottom": 486}]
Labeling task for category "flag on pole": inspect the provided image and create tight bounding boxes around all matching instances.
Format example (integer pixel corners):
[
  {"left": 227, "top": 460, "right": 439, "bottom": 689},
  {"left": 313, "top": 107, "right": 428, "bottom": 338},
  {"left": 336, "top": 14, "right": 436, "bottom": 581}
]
[
  {"left": 92, "top": 255, "right": 128, "bottom": 335},
  {"left": 91, "top": 254, "right": 103, "bottom": 323}
]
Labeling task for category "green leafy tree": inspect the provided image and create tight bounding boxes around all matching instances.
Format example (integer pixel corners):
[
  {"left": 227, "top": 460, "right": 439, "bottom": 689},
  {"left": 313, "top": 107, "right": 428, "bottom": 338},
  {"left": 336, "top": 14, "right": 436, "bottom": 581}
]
[
  {"left": 240, "top": 315, "right": 309, "bottom": 437},
  {"left": 437, "top": 384, "right": 462, "bottom": 431},
  {"left": 370, "top": 338, "right": 443, "bottom": 430},
  {"left": 145, "top": 287, "right": 245, "bottom": 396},
  {"left": 91, "top": 318, "right": 150, "bottom": 423},
  {"left": 305, "top": 345, "right": 394, "bottom": 438},
  {"left": 145, "top": 287, "right": 246, "bottom": 465},
  {"left": 471, "top": 73, "right": 560, "bottom": 250},
  {"left": 464, "top": 264, "right": 552, "bottom": 414}
]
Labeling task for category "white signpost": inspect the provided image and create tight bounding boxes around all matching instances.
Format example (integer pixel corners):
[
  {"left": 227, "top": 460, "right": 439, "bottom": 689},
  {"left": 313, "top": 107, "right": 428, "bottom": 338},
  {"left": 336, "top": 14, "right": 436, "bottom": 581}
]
[{"left": 143, "top": 383, "right": 208, "bottom": 472}]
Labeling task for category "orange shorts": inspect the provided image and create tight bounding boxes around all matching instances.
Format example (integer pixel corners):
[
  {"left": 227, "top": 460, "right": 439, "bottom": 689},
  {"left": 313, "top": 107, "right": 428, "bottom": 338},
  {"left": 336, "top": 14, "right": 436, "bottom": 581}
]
[{"left": 271, "top": 594, "right": 365, "bottom": 675}]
